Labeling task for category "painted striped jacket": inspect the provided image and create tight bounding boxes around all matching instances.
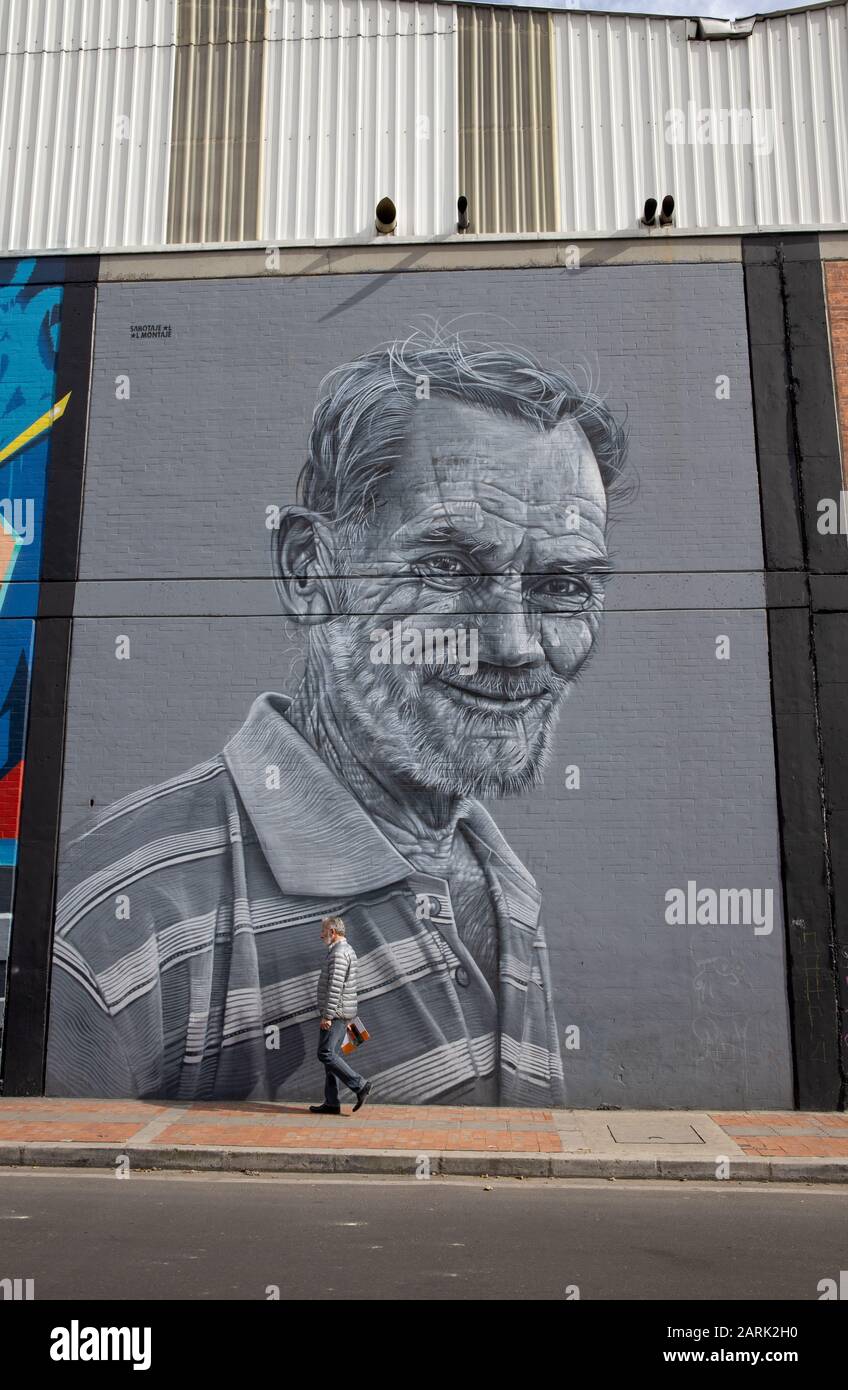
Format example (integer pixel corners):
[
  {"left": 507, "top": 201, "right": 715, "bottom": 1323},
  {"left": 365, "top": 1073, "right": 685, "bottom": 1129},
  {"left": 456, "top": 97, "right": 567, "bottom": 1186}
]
[{"left": 46, "top": 693, "right": 565, "bottom": 1107}]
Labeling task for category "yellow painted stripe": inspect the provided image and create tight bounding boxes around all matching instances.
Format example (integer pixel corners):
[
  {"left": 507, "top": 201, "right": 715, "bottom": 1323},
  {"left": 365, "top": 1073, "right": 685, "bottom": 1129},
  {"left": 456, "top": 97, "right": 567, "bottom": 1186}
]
[{"left": 0, "top": 391, "right": 71, "bottom": 467}]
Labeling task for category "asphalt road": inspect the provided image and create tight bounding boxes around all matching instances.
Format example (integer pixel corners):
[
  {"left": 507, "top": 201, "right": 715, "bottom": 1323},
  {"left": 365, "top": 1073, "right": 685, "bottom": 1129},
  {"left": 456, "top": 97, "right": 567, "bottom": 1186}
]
[{"left": 0, "top": 1169, "right": 845, "bottom": 1301}]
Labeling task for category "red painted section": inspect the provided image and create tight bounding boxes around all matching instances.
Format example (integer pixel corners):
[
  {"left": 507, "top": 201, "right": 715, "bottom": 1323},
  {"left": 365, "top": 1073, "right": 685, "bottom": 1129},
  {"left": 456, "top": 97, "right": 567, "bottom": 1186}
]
[{"left": 0, "top": 758, "right": 24, "bottom": 839}]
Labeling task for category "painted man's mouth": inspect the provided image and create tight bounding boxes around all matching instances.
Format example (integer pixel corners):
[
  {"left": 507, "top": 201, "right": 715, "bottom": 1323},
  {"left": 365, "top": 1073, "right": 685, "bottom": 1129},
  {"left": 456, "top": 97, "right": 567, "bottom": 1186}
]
[{"left": 434, "top": 671, "right": 552, "bottom": 713}]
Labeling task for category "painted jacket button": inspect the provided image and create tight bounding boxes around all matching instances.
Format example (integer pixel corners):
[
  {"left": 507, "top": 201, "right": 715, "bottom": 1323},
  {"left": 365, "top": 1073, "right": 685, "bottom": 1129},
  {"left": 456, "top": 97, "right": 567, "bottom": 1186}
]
[{"left": 454, "top": 965, "right": 471, "bottom": 988}]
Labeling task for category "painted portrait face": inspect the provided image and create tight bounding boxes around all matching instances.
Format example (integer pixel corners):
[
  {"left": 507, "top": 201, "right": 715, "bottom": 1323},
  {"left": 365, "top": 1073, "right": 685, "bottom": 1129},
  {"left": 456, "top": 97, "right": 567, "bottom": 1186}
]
[{"left": 314, "top": 397, "right": 610, "bottom": 798}]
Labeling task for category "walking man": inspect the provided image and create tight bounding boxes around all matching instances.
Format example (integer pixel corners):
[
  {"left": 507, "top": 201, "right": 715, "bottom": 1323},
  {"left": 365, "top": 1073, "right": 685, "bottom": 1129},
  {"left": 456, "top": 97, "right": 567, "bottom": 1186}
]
[{"left": 311, "top": 916, "right": 373, "bottom": 1115}]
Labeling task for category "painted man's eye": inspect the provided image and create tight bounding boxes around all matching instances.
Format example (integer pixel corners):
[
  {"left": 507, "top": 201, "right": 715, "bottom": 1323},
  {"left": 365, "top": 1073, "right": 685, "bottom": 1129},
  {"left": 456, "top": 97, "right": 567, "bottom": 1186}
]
[
  {"left": 415, "top": 553, "right": 472, "bottom": 585},
  {"left": 544, "top": 576, "right": 584, "bottom": 595},
  {"left": 528, "top": 574, "right": 595, "bottom": 609},
  {"left": 426, "top": 555, "right": 466, "bottom": 574}
]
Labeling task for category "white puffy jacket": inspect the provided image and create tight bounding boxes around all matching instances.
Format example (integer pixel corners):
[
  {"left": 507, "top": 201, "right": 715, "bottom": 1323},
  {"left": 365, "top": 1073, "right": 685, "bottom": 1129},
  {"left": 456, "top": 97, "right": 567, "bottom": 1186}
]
[{"left": 316, "top": 939, "right": 358, "bottom": 1020}]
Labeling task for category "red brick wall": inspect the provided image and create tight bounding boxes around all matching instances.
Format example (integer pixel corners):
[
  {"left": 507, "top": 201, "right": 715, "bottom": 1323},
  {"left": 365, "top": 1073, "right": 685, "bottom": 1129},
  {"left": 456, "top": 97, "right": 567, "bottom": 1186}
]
[{"left": 825, "top": 261, "right": 848, "bottom": 485}]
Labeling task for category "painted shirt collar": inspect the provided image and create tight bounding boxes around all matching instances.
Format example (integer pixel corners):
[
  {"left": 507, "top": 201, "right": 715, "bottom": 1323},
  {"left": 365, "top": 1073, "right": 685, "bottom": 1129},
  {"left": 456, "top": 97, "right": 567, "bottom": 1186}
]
[{"left": 222, "top": 691, "right": 538, "bottom": 902}]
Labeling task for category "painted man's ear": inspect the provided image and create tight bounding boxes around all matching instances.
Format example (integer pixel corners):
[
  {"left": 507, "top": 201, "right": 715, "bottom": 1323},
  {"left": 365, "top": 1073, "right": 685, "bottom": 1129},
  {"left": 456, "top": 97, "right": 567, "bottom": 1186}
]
[{"left": 273, "top": 506, "right": 337, "bottom": 624}]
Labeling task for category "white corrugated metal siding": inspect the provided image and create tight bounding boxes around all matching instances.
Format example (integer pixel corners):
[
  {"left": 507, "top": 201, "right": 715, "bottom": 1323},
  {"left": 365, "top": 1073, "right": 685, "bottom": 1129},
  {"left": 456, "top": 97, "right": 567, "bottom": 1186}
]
[
  {"left": 262, "top": 0, "right": 456, "bottom": 240},
  {"left": 551, "top": 5, "right": 848, "bottom": 234},
  {"left": 0, "top": 0, "right": 176, "bottom": 252},
  {"left": 0, "top": 0, "right": 178, "bottom": 54},
  {"left": 1, "top": 0, "right": 847, "bottom": 254}
]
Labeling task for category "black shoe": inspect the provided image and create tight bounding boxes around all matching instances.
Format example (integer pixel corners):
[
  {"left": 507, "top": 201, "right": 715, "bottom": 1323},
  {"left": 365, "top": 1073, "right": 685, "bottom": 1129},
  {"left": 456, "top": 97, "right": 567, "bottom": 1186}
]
[
  {"left": 352, "top": 1081, "right": 373, "bottom": 1113},
  {"left": 309, "top": 1104, "right": 341, "bottom": 1114}
]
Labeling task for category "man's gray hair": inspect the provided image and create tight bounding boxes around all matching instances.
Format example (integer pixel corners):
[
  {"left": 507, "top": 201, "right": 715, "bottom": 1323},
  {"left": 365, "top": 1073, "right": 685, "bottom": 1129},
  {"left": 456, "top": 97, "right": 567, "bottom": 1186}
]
[{"left": 296, "top": 327, "right": 628, "bottom": 535}]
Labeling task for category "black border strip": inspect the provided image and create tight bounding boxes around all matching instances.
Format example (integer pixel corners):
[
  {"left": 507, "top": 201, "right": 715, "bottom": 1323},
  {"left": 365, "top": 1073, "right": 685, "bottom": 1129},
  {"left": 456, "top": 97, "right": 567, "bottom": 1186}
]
[
  {"left": 0, "top": 265, "right": 97, "bottom": 1095},
  {"left": 812, "top": 606, "right": 848, "bottom": 1110},
  {"left": 744, "top": 233, "right": 846, "bottom": 1109}
]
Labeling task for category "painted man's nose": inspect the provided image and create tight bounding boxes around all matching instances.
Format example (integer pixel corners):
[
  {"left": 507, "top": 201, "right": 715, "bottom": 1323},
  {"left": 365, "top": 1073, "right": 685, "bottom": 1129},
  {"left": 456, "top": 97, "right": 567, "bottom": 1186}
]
[{"left": 479, "top": 608, "right": 545, "bottom": 668}]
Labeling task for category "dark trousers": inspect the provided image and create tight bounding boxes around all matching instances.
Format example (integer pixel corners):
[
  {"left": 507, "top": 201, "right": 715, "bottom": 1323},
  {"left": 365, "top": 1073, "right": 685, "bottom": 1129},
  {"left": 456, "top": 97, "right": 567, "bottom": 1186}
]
[{"left": 317, "top": 1019, "right": 366, "bottom": 1106}]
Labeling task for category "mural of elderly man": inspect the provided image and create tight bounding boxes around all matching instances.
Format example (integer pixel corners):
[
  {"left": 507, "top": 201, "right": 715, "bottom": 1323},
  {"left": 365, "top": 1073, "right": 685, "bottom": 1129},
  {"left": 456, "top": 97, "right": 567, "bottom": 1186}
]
[{"left": 47, "top": 330, "right": 627, "bottom": 1106}]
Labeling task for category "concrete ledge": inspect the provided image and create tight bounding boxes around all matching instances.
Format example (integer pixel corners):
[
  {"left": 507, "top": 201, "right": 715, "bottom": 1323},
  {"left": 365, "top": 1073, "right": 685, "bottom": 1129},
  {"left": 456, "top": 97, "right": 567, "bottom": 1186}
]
[
  {"left": 221, "top": 1148, "right": 355, "bottom": 1174},
  {"left": 439, "top": 1153, "right": 551, "bottom": 1178},
  {"left": 657, "top": 1157, "right": 772, "bottom": 1181},
  {"left": 16, "top": 1143, "right": 129, "bottom": 1169},
  {"left": 331, "top": 1151, "right": 433, "bottom": 1175},
  {"left": 550, "top": 1156, "right": 658, "bottom": 1179},
  {"left": 96, "top": 235, "right": 747, "bottom": 283},
  {"left": 768, "top": 1159, "right": 848, "bottom": 1182},
  {"left": 0, "top": 1142, "right": 845, "bottom": 1182}
]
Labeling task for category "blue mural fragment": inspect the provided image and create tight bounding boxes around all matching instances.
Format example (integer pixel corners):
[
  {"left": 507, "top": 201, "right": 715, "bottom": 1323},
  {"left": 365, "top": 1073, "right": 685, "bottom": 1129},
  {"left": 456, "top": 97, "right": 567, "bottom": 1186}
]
[{"left": 0, "top": 259, "right": 64, "bottom": 877}]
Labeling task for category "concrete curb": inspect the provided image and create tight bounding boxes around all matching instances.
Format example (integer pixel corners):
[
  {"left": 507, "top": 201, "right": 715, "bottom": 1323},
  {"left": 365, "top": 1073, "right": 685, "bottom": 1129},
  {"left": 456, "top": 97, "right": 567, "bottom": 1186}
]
[{"left": 0, "top": 1141, "right": 845, "bottom": 1182}]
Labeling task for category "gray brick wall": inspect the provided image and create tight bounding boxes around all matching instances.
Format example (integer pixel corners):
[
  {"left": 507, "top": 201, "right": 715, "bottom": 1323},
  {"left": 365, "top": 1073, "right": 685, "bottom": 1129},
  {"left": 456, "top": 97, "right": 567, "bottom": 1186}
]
[
  {"left": 79, "top": 264, "right": 762, "bottom": 578},
  {"left": 55, "top": 264, "right": 792, "bottom": 1108}
]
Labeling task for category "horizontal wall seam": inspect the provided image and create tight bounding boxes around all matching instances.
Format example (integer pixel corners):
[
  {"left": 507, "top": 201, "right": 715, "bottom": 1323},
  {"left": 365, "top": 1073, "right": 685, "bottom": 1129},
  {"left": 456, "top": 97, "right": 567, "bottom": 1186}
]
[{"left": 0, "top": 29, "right": 460, "bottom": 58}]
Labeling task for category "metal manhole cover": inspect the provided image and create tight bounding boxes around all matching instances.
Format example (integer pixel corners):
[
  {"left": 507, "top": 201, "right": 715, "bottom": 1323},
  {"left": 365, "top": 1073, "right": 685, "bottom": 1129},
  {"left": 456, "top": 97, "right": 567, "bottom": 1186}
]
[{"left": 607, "top": 1120, "right": 705, "bottom": 1145}]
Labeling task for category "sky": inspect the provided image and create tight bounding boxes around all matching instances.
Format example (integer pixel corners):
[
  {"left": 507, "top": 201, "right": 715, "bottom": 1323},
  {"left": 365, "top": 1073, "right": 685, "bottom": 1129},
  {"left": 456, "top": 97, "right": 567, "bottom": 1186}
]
[{"left": 488, "top": 0, "right": 802, "bottom": 16}]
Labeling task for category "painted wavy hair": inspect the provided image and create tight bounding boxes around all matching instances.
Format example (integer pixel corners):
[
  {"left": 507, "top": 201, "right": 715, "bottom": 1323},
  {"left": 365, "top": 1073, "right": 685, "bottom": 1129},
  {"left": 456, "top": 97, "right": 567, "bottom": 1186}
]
[{"left": 294, "top": 324, "right": 630, "bottom": 538}]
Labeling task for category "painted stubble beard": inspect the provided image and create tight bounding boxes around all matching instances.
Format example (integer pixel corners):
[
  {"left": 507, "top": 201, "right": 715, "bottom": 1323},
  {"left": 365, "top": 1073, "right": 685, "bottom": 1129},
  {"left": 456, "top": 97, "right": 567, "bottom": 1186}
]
[{"left": 311, "top": 569, "right": 585, "bottom": 799}]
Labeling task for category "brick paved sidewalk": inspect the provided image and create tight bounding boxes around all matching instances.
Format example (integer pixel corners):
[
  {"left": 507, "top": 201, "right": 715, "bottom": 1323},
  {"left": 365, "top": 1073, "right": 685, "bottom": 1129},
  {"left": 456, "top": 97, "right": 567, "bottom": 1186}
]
[
  {"left": 0, "top": 1095, "right": 839, "bottom": 1150},
  {"left": 0, "top": 1098, "right": 561, "bottom": 1153},
  {"left": 0, "top": 1100, "right": 845, "bottom": 1179},
  {"left": 710, "top": 1112, "right": 848, "bottom": 1158}
]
